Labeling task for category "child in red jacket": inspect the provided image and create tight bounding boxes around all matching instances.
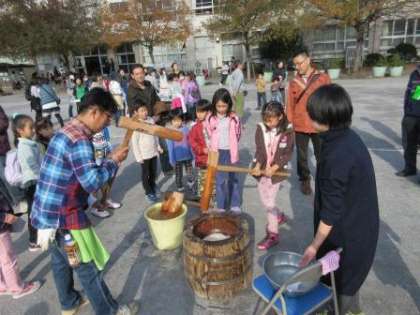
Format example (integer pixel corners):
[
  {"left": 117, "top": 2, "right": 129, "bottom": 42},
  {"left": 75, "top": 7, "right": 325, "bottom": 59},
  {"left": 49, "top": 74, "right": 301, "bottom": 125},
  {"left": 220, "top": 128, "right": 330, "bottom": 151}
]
[{"left": 188, "top": 100, "right": 212, "bottom": 198}]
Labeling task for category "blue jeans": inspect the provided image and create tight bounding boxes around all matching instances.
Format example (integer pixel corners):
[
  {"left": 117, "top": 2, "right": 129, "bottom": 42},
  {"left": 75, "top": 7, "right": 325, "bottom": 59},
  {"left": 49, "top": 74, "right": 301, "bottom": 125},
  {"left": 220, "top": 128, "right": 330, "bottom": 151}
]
[
  {"left": 257, "top": 92, "right": 267, "bottom": 109},
  {"left": 50, "top": 233, "right": 119, "bottom": 315},
  {"left": 216, "top": 150, "right": 241, "bottom": 210}
]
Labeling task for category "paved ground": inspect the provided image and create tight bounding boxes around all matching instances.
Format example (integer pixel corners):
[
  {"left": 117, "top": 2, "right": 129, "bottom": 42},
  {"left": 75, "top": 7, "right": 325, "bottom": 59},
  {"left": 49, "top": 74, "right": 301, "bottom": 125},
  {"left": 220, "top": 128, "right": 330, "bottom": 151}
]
[{"left": 0, "top": 76, "right": 419, "bottom": 315}]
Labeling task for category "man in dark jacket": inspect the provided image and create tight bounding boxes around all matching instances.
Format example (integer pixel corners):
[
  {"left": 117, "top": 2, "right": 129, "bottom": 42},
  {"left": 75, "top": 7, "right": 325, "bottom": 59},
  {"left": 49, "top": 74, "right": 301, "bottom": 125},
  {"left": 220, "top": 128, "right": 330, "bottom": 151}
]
[
  {"left": 127, "top": 64, "right": 160, "bottom": 115},
  {"left": 396, "top": 65, "right": 420, "bottom": 178}
]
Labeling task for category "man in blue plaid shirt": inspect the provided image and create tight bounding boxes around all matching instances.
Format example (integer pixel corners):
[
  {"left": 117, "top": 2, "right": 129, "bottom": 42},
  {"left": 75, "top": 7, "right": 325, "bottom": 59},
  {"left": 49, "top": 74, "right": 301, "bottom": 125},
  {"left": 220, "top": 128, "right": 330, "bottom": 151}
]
[{"left": 31, "top": 88, "right": 138, "bottom": 315}]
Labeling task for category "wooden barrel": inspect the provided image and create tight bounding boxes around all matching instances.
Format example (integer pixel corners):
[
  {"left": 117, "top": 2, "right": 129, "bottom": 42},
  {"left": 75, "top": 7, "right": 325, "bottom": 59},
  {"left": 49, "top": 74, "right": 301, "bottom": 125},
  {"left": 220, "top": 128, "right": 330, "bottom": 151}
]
[{"left": 183, "top": 213, "right": 253, "bottom": 300}]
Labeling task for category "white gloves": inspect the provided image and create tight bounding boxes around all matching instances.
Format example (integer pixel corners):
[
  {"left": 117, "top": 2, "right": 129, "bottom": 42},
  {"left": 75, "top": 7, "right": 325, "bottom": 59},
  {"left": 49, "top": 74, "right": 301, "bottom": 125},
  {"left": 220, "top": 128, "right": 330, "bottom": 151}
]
[{"left": 37, "top": 229, "right": 57, "bottom": 251}]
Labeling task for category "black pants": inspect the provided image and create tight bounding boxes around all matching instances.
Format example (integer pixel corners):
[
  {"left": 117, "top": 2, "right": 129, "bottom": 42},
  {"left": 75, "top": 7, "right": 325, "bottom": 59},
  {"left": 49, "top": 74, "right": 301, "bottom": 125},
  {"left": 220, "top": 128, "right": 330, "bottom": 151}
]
[
  {"left": 45, "top": 112, "right": 64, "bottom": 127},
  {"left": 24, "top": 183, "right": 37, "bottom": 244},
  {"left": 175, "top": 160, "right": 193, "bottom": 189},
  {"left": 402, "top": 115, "right": 420, "bottom": 172},
  {"left": 295, "top": 132, "right": 322, "bottom": 181},
  {"left": 69, "top": 101, "right": 81, "bottom": 118},
  {"left": 141, "top": 157, "right": 157, "bottom": 195}
]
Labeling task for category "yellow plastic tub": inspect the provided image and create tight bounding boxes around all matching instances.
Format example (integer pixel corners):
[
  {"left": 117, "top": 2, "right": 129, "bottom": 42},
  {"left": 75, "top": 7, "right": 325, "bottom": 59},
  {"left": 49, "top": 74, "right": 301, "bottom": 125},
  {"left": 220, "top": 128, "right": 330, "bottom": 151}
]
[{"left": 144, "top": 202, "right": 188, "bottom": 250}]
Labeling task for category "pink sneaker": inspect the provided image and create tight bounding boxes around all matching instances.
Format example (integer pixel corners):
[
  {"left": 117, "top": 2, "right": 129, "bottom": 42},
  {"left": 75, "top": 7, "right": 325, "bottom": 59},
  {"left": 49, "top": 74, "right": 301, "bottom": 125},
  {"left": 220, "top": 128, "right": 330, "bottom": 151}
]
[
  {"left": 12, "top": 281, "right": 41, "bottom": 299},
  {"left": 277, "top": 213, "right": 287, "bottom": 225},
  {"left": 257, "top": 232, "right": 279, "bottom": 250}
]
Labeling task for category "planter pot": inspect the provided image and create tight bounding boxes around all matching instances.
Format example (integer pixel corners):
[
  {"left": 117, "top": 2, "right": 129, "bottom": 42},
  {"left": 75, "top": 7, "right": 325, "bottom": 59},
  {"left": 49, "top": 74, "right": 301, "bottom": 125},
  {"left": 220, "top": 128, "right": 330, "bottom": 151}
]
[
  {"left": 373, "top": 66, "right": 387, "bottom": 78},
  {"left": 196, "top": 75, "right": 205, "bottom": 86},
  {"left": 390, "top": 66, "right": 404, "bottom": 77},
  {"left": 327, "top": 68, "right": 341, "bottom": 80}
]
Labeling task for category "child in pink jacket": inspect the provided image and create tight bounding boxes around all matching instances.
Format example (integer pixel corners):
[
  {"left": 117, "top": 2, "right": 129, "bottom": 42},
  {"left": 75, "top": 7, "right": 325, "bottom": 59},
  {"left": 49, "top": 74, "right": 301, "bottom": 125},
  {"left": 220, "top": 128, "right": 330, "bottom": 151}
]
[{"left": 205, "top": 88, "right": 242, "bottom": 212}]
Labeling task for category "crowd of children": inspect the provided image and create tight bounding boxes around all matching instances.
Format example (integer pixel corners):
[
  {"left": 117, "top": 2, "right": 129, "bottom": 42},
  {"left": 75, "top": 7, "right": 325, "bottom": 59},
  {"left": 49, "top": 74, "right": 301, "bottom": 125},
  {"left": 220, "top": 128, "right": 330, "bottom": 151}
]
[
  {"left": 0, "top": 80, "right": 294, "bottom": 307},
  {"left": 125, "top": 86, "right": 294, "bottom": 249}
]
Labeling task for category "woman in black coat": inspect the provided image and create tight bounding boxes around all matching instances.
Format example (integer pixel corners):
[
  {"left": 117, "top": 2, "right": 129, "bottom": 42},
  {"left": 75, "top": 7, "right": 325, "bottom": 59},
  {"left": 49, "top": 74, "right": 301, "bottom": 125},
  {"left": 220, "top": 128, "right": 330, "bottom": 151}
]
[{"left": 300, "top": 84, "right": 379, "bottom": 314}]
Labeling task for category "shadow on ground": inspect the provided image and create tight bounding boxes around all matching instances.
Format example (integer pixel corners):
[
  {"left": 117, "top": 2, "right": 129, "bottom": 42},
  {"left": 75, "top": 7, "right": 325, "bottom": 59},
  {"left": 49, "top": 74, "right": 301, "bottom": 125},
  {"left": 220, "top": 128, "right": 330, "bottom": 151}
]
[
  {"left": 353, "top": 127, "right": 403, "bottom": 171},
  {"left": 373, "top": 220, "right": 420, "bottom": 313}
]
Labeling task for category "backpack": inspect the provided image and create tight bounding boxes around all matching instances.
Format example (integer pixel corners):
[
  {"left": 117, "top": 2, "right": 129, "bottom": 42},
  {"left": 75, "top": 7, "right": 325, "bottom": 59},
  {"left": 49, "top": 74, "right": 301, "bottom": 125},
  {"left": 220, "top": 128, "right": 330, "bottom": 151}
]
[{"left": 5, "top": 149, "right": 23, "bottom": 186}]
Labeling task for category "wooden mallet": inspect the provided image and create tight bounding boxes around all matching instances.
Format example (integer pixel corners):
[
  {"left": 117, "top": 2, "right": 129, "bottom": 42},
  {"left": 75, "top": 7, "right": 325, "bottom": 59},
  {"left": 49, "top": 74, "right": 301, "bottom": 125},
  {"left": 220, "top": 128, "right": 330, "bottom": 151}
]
[
  {"left": 118, "top": 116, "right": 183, "bottom": 146},
  {"left": 197, "top": 151, "right": 290, "bottom": 213}
]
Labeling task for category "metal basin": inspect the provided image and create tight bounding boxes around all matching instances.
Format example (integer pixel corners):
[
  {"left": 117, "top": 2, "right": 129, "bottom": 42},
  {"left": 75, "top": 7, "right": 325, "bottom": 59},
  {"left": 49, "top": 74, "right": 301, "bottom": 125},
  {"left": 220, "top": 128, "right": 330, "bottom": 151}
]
[{"left": 263, "top": 251, "right": 320, "bottom": 297}]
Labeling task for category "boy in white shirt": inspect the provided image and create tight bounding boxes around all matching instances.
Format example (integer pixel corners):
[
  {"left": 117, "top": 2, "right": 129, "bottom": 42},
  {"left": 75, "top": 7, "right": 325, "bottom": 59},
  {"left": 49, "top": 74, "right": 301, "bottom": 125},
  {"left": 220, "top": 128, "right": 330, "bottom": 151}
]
[{"left": 131, "top": 103, "right": 163, "bottom": 202}]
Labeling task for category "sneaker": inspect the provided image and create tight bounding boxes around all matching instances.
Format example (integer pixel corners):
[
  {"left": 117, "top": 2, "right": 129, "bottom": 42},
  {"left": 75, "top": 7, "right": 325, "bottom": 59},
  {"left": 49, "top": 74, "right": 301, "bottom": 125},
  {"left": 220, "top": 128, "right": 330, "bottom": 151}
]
[
  {"left": 153, "top": 189, "right": 161, "bottom": 198},
  {"left": 257, "top": 232, "right": 279, "bottom": 250},
  {"left": 14, "top": 200, "right": 28, "bottom": 215},
  {"left": 230, "top": 206, "right": 241, "bottom": 214},
  {"left": 146, "top": 194, "right": 158, "bottom": 203},
  {"left": 91, "top": 208, "right": 111, "bottom": 218},
  {"left": 277, "top": 213, "right": 287, "bottom": 225},
  {"left": 12, "top": 281, "right": 41, "bottom": 299},
  {"left": 163, "top": 171, "right": 174, "bottom": 177},
  {"left": 300, "top": 179, "right": 312, "bottom": 195},
  {"left": 28, "top": 243, "right": 41, "bottom": 252},
  {"left": 116, "top": 302, "right": 140, "bottom": 315},
  {"left": 186, "top": 181, "right": 196, "bottom": 195},
  {"left": 61, "top": 296, "right": 90, "bottom": 315},
  {"left": 210, "top": 208, "right": 226, "bottom": 213},
  {"left": 106, "top": 199, "right": 122, "bottom": 209},
  {"left": 395, "top": 169, "right": 417, "bottom": 177}
]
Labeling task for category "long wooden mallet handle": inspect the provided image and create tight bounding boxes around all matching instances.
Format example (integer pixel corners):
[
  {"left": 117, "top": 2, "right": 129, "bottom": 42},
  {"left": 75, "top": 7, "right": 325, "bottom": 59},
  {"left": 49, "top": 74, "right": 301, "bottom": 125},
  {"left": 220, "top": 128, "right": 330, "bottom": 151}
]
[
  {"left": 119, "top": 129, "right": 134, "bottom": 149},
  {"left": 216, "top": 165, "right": 290, "bottom": 177},
  {"left": 118, "top": 116, "right": 183, "bottom": 142},
  {"left": 200, "top": 150, "right": 219, "bottom": 213}
]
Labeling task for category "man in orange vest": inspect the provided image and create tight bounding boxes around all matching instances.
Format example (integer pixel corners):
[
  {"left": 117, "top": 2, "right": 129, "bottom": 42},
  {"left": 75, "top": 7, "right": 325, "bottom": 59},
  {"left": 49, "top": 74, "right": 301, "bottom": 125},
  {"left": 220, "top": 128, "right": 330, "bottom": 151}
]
[{"left": 286, "top": 50, "right": 331, "bottom": 195}]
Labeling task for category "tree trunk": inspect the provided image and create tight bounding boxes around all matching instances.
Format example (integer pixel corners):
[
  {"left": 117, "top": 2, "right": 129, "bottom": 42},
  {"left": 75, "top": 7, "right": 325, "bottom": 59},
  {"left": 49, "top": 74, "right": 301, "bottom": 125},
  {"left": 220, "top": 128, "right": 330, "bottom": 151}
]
[
  {"left": 148, "top": 45, "right": 155, "bottom": 65},
  {"left": 353, "top": 25, "right": 365, "bottom": 73},
  {"left": 61, "top": 54, "right": 70, "bottom": 73},
  {"left": 244, "top": 33, "right": 251, "bottom": 81}
]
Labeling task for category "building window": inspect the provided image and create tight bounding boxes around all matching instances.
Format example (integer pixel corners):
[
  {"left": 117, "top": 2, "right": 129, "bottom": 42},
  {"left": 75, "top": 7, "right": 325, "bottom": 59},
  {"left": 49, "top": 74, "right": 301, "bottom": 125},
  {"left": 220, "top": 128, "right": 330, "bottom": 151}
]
[
  {"left": 75, "top": 45, "right": 110, "bottom": 75},
  {"left": 195, "top": 0, "right": 214, "bottom": 15},
  {"left": 143, "top": 43, "right": 186, "bottom": 69},
  {"left": 312, "top": 25, "right": 365, "bottom": 53},
  {"left": 116, "top": 43, "right": 136, "bottom": 73},
  {"left": 380, "top": 18, "right": 420, "bottom": 49}
]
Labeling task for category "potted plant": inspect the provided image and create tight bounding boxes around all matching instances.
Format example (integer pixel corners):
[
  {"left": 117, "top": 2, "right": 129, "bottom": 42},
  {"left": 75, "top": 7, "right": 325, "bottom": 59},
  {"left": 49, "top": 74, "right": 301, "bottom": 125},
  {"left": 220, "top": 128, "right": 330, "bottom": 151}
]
[
  {"left": 372, "top": 55, "right": 387, "bottom": 78},
  {"left": 387, "top": 54, "right": 404, "bottom": 77},
  {"left": 327, "top": 58, "right": 343, "bottom": 79}
]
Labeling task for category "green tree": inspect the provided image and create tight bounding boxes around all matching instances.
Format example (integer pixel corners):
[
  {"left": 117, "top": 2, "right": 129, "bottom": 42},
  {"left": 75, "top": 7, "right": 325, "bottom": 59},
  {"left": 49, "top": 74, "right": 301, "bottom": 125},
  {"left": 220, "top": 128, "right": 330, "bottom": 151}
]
[
  {"left": 0, "top": 0, "right": 100, "bottom": 69},
  {"left": 259, "top": 33, "right": 306, "bottom": 63},
  {"left": 204, "top": 0, "right": 299, "bottom": 80},
  {"left": 204, "top": 0, "right": 273, "bottom": 80},
  {"left": 100, "top": 0, "right": 191, "bottom": 65},
  {"left": 302, "top": 0, "right": 416, "bottom": 72}
]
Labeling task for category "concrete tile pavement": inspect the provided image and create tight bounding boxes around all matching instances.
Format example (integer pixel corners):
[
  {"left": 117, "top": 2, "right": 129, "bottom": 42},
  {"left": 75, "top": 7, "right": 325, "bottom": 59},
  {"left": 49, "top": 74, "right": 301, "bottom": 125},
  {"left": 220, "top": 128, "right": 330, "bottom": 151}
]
[{"left": 0, "top": 77, "right": 419, "bottom": 315}]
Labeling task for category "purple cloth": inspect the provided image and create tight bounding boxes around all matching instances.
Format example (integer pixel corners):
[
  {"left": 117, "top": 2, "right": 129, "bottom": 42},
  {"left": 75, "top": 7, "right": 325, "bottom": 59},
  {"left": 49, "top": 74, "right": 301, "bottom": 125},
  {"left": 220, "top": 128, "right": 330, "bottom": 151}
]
[{"left": 319, "top": 250, "right": 341, "bottom": 275}]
